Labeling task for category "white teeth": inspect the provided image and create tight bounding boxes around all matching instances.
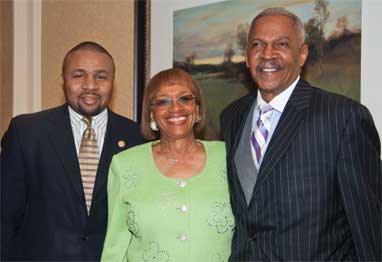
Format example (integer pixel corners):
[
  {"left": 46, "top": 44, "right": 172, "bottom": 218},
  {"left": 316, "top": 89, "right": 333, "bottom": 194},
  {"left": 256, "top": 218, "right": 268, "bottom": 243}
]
[
  {"left": 263, "top": 68, "right": 277, "bottom": 72},
  {"left": 168, "top": 116, "right": 187, "bottom": 122}
]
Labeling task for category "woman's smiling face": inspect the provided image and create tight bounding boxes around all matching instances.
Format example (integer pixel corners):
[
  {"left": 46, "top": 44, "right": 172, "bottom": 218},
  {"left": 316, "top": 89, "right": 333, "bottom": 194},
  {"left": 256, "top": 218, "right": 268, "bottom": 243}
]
[{"left": 151, "top": 83, "right": 198, "bottom": 141}]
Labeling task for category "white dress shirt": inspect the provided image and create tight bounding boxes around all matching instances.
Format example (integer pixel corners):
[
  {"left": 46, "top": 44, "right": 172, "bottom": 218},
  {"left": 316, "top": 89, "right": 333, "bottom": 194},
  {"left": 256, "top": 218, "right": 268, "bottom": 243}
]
[{"left": 252, "top": 76, "right": 300, "bottom": 165}]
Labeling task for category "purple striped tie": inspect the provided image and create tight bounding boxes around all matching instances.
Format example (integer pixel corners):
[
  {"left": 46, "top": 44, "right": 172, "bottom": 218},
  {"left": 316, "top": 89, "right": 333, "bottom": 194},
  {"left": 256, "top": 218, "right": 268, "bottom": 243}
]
[{"left": 251, "top": 105, "right": 274, "bottom": 168}]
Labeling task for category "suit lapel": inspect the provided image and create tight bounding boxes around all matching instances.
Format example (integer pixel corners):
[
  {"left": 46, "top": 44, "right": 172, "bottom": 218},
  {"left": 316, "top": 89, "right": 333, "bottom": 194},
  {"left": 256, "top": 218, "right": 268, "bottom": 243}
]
[
  {"left": 252, "top": 80, "right": 314, "bottom": 196},
  {"left": 229, "top": 93, "right": 258, "bottom": 207},
  {"left": 231, "top": 93, "right": 258, "bottom": 156},
  {"left": 47, "top": 105, "right": 84, "bottom": 203},
  {"left": 92, "top": 111, "right": 121, "bottom": 200}
]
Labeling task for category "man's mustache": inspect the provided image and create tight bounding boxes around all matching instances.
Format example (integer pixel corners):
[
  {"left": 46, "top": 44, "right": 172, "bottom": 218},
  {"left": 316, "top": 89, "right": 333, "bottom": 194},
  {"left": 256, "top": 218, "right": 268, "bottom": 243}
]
[
  {"left": 79, "top": 92, "right": 101, "bottom": 99},
  {"left": 256, "top": 59, "right": 283, "bottom": 72}
]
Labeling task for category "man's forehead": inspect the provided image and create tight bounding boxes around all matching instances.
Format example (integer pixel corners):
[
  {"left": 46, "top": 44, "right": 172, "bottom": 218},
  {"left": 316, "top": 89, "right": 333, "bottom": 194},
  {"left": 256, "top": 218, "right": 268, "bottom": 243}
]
[
  {"left": 67, "top": 50, "right": 110, "bottom": 60},
  {"left": 63, "top": 50, "right": 115, "bottom": 73}
]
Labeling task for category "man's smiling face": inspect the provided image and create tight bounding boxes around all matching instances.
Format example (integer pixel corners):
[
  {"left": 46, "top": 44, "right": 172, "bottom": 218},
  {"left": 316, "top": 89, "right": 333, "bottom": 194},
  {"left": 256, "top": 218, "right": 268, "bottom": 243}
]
[{"left": 245, "top": 15, "right": 308, "bottom": 102}]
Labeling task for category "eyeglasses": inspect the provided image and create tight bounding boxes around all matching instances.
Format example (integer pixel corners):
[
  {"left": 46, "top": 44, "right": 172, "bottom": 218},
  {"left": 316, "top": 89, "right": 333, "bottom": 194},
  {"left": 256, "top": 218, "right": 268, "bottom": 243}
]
[{"left": 151, "top": 94, "right": 197, "bottom": 109}]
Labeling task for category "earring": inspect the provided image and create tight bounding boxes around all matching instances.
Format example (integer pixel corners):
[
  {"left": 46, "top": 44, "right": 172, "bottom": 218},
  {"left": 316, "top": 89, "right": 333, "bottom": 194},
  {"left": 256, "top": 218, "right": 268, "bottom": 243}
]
[
  {"left": 195, "top": 115, "right": 201, "bottom": 123},
  {"left": 195, "top": 106, "right": 201, "bottom": 123},
  {"left": 150, "top": 120, "right": 158, "bottom": 131}
]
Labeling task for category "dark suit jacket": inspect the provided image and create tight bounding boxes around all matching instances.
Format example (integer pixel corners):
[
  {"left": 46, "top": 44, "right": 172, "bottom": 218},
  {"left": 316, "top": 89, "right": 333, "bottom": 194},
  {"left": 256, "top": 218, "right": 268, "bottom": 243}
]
[
  {"left": 220, "top": 79, "right": 381, "bottom": 261},
  {"left": 1, "top": 104, "right": 145, "bottom": 261}
]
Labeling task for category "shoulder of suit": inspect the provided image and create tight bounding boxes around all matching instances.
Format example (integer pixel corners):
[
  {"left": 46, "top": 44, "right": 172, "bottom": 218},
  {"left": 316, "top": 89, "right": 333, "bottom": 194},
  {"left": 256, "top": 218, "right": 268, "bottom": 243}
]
[
  {"left": 11, "top": 104, "right": 67, "bottom": 126},
  {"left": 309, "top": 84, "right": 364, "bottom": 111},
  {"left": 299, "top": 82, "right": 376, "bottom": 131},
  {"left": 295, "top": 79, "right": 364, "bottom": 111},
  {"left": 108, "top": 109, "right": 140, "bottom": 127}
]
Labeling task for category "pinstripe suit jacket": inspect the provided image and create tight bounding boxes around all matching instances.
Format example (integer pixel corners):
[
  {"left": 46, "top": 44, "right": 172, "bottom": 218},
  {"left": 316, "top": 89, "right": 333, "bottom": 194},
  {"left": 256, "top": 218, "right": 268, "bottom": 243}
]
[{"left": 220, "top": 79, "right": 381, "bottom": 261}]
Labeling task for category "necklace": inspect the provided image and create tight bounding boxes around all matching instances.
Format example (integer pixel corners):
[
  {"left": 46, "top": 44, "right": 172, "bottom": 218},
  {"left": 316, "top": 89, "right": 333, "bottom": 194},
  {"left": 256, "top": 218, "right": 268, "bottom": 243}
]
[
  {"left": 167, "top": 157, "right": 178, "bottom": 165},
  {"left": 159, "top": 141, "right": 199, "bottom": 166},
  {"left": 162, "top": 151, "right": 179, "bottom": 165}
]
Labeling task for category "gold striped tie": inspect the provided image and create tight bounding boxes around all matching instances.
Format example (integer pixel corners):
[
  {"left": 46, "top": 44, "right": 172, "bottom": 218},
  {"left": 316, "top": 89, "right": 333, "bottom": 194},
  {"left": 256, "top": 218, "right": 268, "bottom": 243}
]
[{"left": 79, "top": 117, "right": 99, "bottom": 214}]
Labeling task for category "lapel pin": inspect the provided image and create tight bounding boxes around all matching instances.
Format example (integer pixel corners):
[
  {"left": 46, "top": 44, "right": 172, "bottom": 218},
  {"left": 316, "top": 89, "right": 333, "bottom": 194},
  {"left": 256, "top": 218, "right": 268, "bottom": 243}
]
[{"left": 118, "top": 140, "right": 126, "bottom": 148}]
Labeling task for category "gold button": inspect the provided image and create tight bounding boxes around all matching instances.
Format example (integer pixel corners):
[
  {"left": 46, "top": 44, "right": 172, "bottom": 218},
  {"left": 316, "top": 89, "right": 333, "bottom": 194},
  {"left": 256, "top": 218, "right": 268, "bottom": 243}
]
[{"left": 118, "top": 140, "right": 125, "bottom": 148}]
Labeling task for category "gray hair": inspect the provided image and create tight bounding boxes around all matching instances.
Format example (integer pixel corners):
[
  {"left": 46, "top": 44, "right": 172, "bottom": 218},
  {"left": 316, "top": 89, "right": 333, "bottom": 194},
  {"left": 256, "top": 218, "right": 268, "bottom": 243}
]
[{"left": 249, "top": 7, "right": 305, "bottom": 44}]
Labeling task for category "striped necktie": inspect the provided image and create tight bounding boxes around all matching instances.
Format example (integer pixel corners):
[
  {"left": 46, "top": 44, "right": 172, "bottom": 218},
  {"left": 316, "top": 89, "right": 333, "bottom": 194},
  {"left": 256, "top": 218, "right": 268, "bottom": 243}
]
[
  {"left": 251, "top": 105, "right": 274, "bottom": 169},
  {"left": 79, "top": 117, "right": 99, "bottom": 214}
]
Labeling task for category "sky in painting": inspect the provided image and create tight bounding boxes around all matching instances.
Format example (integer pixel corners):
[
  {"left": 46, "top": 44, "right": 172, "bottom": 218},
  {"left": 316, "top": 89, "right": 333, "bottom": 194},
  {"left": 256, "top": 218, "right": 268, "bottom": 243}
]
[{"left": 173, "top": 0, "right": 361, "bottom": 64}]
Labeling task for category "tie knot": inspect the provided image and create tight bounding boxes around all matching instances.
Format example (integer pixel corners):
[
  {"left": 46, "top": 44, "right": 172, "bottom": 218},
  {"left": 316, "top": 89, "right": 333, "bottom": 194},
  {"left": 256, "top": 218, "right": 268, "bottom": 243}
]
[
  {"left": 259, "top": 105, "right": 273, "bottom": 116},
  {"left": 82, "top": 117, "right": 93, "bottom": 128}
]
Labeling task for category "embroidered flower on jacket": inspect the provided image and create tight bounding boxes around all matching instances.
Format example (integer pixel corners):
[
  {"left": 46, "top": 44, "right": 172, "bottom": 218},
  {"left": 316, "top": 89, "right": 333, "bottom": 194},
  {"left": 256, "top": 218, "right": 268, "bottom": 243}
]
[
  {"left": 126, "top": 210, "right": 140, "bottom": 237},
  {"left": 208, "top": 202, "right": 234, "bottom": 234},
  {"left": 120, "top": 167, "right": 139, "bottom": 189},
  {"left": 142, "top": 241, "right": 169, "bottom": 262}
]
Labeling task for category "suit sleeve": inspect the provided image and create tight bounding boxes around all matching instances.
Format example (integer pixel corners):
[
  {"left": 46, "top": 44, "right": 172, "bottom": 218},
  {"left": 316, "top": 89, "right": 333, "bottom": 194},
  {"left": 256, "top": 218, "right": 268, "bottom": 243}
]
[
  {"left": 0, "top": 119, "right": 28, "bottom": 259},
  {"left": 101, "top": 156, "right": 132, "bottom": 262},
  {"left": 336, "top": 105, "right": 381, "bottom": 260}
]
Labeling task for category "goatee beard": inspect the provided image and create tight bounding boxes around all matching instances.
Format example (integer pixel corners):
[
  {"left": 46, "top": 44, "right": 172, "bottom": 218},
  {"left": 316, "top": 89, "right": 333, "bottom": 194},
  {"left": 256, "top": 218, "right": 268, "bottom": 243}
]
[{"left": 77, "top": 95, "right": 102, "bottom": 117}]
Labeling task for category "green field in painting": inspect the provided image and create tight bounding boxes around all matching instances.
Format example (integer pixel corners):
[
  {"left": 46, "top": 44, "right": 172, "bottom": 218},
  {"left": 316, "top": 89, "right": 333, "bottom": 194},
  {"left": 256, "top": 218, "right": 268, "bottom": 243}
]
[
  {"left": 195, "top": 75, "right": 249, "bottom": 140},
  {"left": 304, "top": 53, "right": 360, "bottom": 101},
  {"left": 304, "top": 62, "right": 360, "bottom": 101}
]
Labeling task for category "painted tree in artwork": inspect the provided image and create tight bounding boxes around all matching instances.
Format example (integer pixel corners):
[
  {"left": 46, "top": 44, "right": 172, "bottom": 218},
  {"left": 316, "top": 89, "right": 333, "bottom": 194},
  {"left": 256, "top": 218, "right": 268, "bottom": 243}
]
[
  {"left": 314, "top": 0, "right": 330, "bottom": 37},
  {"left": 305, "top": 17, "right": 323, "bottom": 64},
  {"left": 223, "top": 43, "right": 235, "bottom": 63},
  {"left": 223, "top": 43, "right": 237, "bottom": 78},
  {"left": 336, "top": 16, "right": 350, "bottom": 35},
  {"left": 185, "top": 52, "right": 197, "bottom": 65},
  {"left": 305, "top": 0, "right": 330, "bottom": 66},
  {"left": 236, "top": 23, "right": 249, "bottom": 55}
]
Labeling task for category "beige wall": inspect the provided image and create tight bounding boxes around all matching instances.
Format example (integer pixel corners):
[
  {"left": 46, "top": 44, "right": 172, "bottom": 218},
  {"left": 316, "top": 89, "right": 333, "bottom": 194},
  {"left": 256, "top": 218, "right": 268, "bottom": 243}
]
[
  {"left": 0, "top": 1, "right": 13, "bottom": 138},
  {"left": 41, "top": 0, "right": 135, "bottom": 118}
]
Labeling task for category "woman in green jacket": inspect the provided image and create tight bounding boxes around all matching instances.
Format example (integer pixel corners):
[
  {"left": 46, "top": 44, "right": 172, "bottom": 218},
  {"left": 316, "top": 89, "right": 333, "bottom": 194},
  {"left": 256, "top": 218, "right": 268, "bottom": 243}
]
[{"left": 101, "top": 68, "right": 234, "bottom": 261}]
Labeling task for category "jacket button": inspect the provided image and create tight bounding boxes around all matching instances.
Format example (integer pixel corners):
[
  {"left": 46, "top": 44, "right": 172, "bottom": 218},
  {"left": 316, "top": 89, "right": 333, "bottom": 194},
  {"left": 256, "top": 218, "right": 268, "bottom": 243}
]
[
  {"left": 249, "top": 233, "right": 257, "bottom": 241},
  {"left": 81, "top": 235, "right": 89, "bottom": 241}
]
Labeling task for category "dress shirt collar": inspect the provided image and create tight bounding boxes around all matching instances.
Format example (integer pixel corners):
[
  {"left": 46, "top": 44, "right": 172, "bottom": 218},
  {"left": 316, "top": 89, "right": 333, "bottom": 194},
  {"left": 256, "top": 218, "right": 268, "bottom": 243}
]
[
  {"left": 256, "top": 76, "right": 300, "bottom": 113},
  {"left": 68, "top": 105, "right": 108, "bottom": 128}
]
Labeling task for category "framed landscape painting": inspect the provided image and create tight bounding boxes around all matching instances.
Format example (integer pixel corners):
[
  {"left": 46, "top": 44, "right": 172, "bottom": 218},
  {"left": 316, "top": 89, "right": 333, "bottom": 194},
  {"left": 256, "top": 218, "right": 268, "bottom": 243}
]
[{"left": 147, "top": 0, "right": 361, "bottom": 140}]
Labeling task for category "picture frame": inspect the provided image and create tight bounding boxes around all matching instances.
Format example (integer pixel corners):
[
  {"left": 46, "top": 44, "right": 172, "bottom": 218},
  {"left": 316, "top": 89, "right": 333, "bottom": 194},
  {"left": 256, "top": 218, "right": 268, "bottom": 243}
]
[
  {"left": 133, "top": 0, "right": 150, "bottom": 122},
  {"left": 135, "top": 0, "right": 382, "bottom": 142},
  {"left": 134, "top": 0, "right": 236, "bottom": 130}
]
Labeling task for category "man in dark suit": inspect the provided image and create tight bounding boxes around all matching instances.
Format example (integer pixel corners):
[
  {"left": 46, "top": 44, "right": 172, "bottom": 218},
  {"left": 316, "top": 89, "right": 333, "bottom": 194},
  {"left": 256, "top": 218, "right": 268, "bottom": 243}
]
[
  {"left": 220, "top": 8, "right": 381, "bottom": 261},
  {"left": 1, "top": 41, "right": 145, "bottom": 261}
]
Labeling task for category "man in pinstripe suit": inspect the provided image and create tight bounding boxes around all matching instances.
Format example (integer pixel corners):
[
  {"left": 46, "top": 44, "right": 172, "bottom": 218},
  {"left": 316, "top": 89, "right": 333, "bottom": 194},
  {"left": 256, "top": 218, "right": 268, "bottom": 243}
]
[{"left": 220, "top": 8, "right": 381, "bottom": 261}]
